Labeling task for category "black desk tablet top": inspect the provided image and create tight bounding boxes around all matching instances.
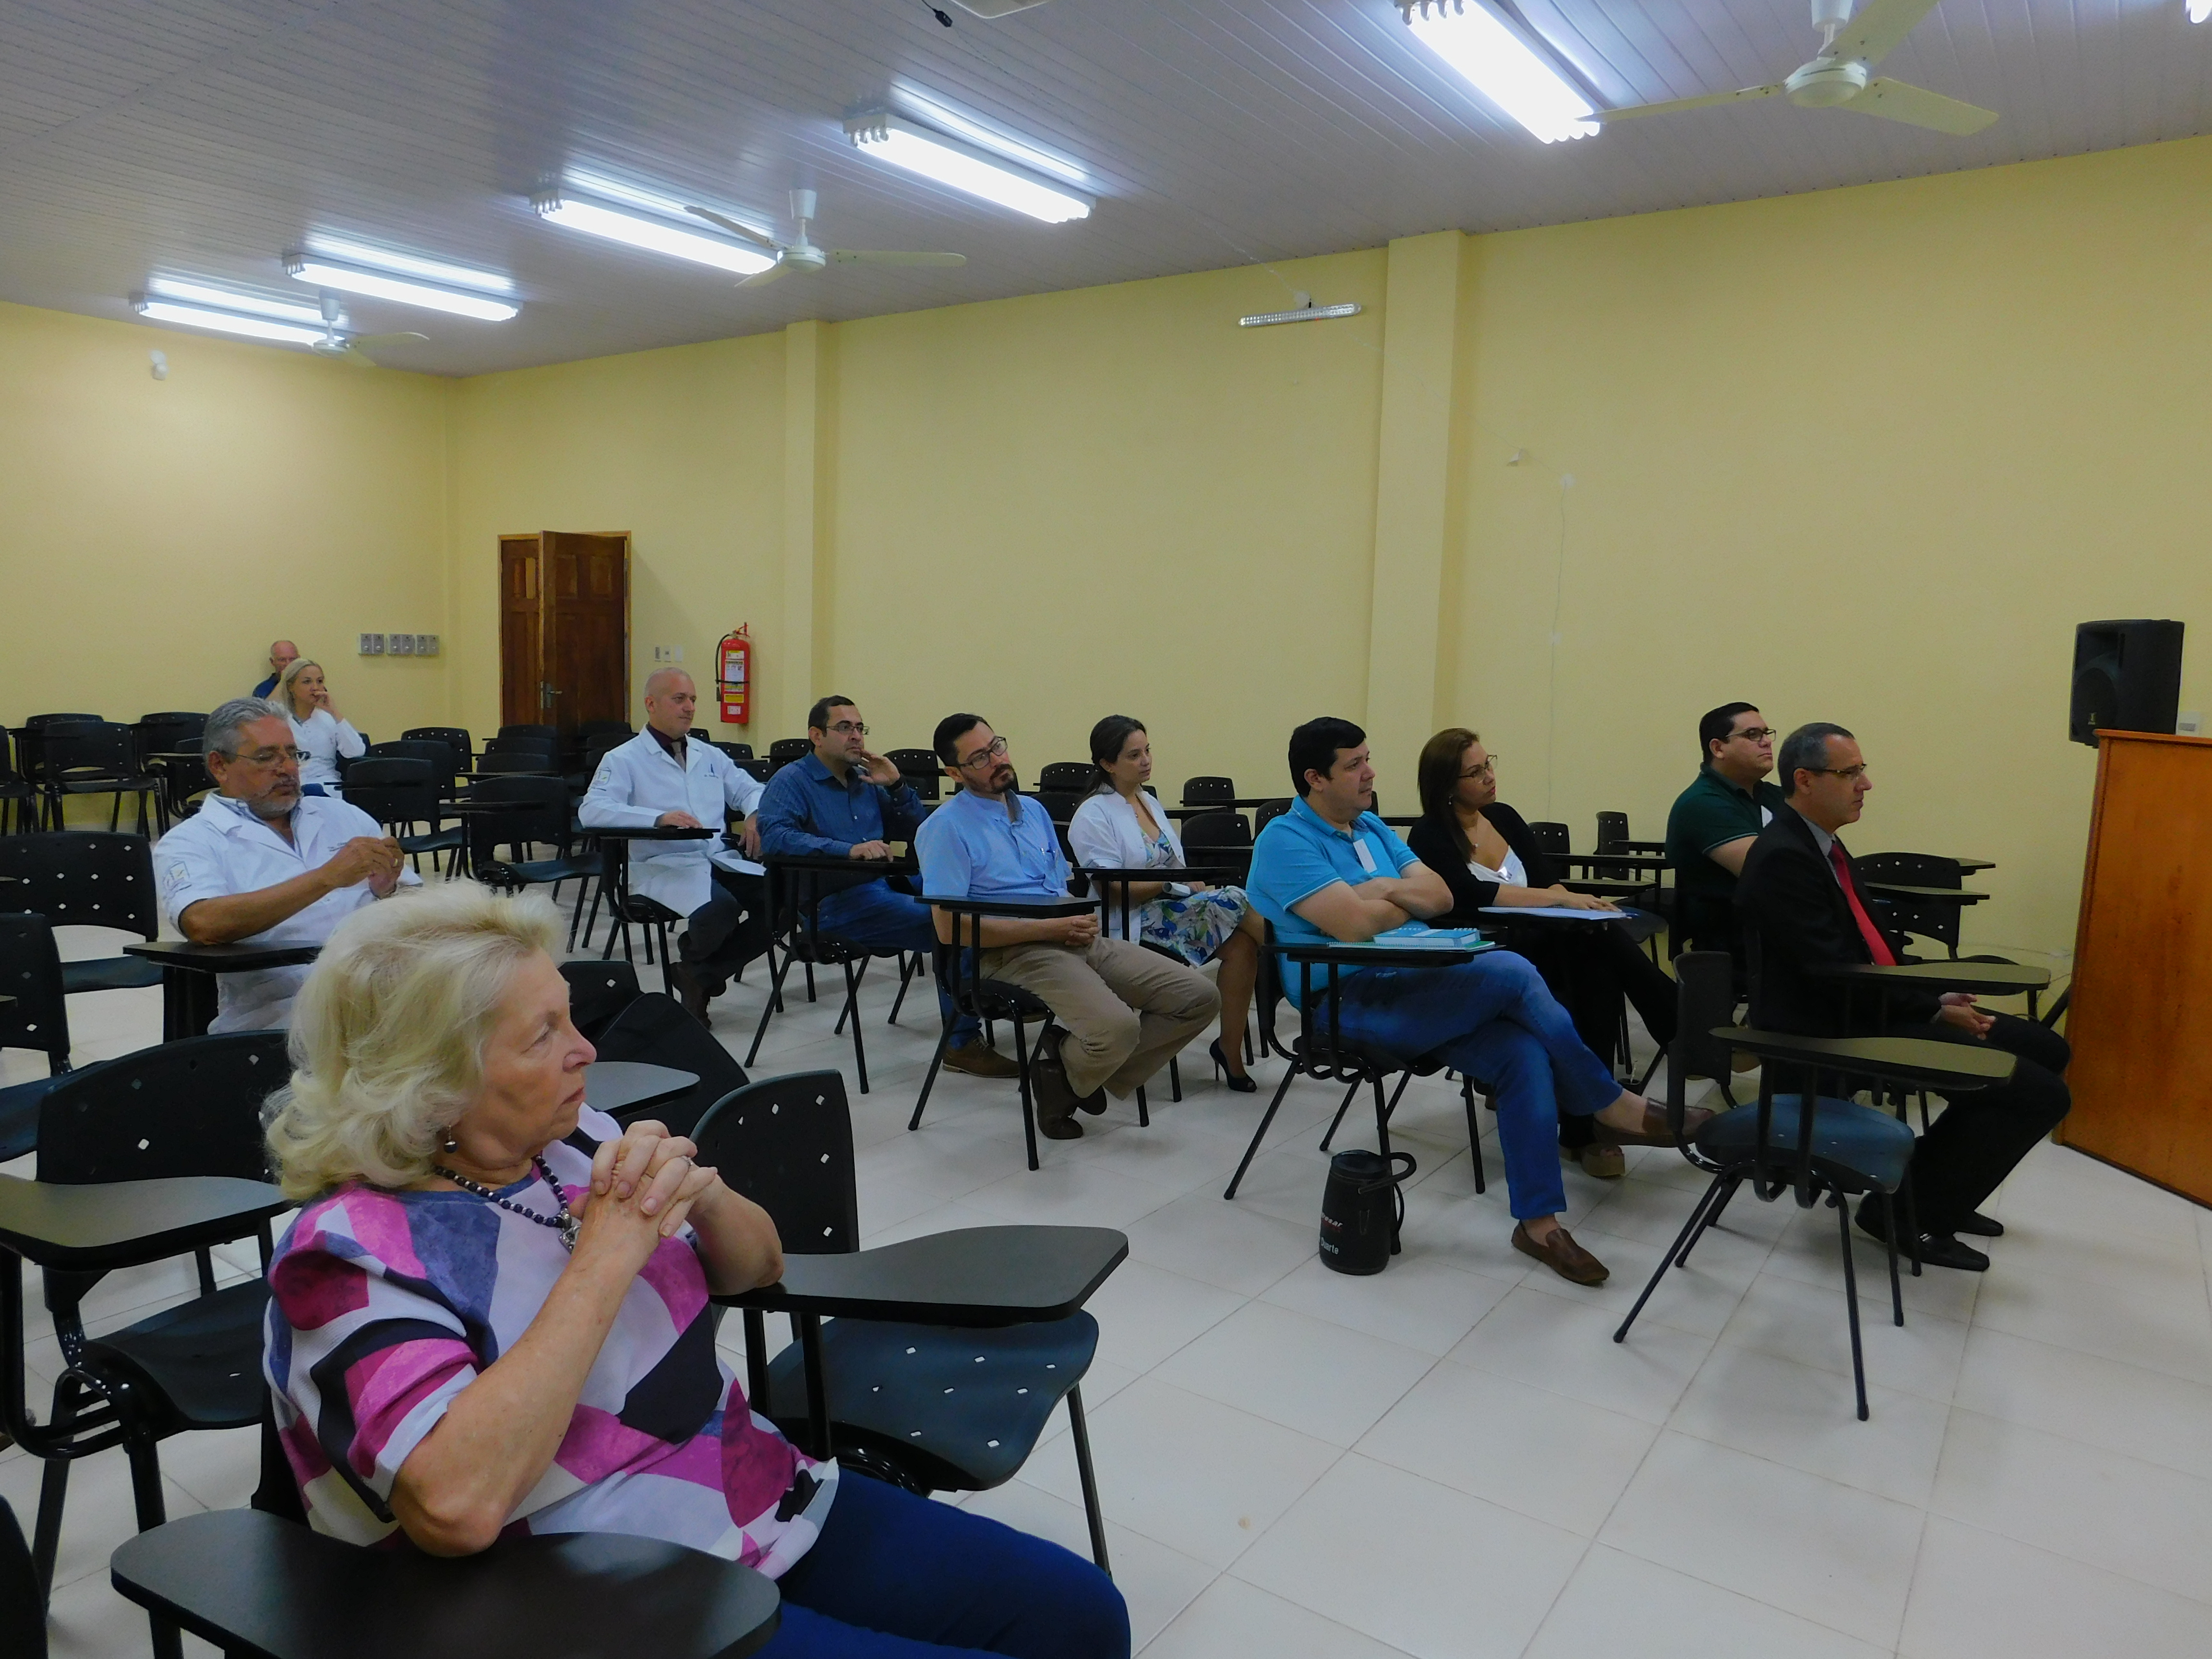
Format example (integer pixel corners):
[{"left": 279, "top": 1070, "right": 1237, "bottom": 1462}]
[
  {"left": 1815, "top": 961, "right": 2051, "bottom": 995},
  {"left": 111, "top": 1509, "right": 781, "bottom": 1659},
  {"left": 1863, "top": 882, "right": 1991, "bottom": 903},
  {"left": 0, "top": 1174, "right": 288, "bottom": 1270},
  {"left": 124, "top": 939, "right": 322, "bottom": 973},
  {"left": 1557, "top": 852, "right": 1669, "bottom": 872},
  {"left": 588, "top": 823, "right": 716, "bottom": 840},
  {"left": 721, "top": 1224, "right": 1127, "bottom": 1328},
  {"left": 1725, "top": 1028, "right": 2018, "bottom": 1089},
  {"left": 1274, "top": 939, "right": 1488, "bottom": 966},
  {"left": 583, "top": 1060, "right": 700, "bottom": 1117}
]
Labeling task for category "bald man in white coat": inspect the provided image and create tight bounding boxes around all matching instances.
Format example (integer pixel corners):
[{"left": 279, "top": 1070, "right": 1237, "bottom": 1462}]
[{"left": 579, "top": 669, "right": 767, "bottom": 1022}]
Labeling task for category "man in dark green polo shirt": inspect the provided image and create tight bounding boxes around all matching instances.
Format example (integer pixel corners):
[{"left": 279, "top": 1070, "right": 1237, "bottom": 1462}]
[{"left": 1665, "top": 702, "right": 1785, "bottom": 957}]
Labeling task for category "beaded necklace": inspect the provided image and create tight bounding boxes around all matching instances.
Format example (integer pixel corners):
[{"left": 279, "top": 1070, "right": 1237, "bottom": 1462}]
[{"left": 430, "top": 1154, "right": 580, "bottom": 1252}]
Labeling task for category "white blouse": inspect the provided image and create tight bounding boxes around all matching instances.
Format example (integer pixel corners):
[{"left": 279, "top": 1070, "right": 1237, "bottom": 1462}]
[
  {"left": 1469, "top": 846, "right": 1528, "bottom": 889},
  {"left": 289, "top": 708, "right": 365, "bottom": 792},
  {"left": 1068, "top": 789, "right": 1186, "bottom": 939}
]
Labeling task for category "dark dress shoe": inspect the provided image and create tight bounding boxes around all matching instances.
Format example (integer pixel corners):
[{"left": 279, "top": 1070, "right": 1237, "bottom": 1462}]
[
  {"left": 1039, "top": 1115, "right": 1085, "bottom": 1140},
  {"left": 1592, "top": 1104, "right": 1713, "bottom": 1149},
  {"left": 944, "top": 1042, "right": 1021, "bottom": 1079},
  {"left": 669, "top": 960, "right": 714, "bottom": 1026},
  {"left": 1855, "top": 1209, "right": 1990, "bottom": 1271},
  {"left": 1037, "top": 1030, "right": 1107, "bottom": 1114},
  {"left": 1210, "top": 1039, "right": 1258, "bottom": 1094},
  {"left": 1955, "top": 1211, "right": 2006, "bottom": 1238},
  {"left": 1512, "top": 1223, "right": 1609, "bottom": 1285}
]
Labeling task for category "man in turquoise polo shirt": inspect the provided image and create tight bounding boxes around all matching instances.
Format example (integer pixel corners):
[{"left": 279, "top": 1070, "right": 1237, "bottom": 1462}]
[
  {"left": 1664, "top": 701, "right": 1785, "bottom": 958},
  {"left": 915, "top": 713, "right": 1217, "bottom": 1140},
  {"left": 1245, "top": 717, "right": 1697, "bottom": 1286}
]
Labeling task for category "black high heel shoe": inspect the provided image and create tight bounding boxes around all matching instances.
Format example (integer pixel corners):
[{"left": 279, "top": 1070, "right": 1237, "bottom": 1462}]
[{"left": 1210, "top": 1039, "right": 1257, "bottom": 1093}]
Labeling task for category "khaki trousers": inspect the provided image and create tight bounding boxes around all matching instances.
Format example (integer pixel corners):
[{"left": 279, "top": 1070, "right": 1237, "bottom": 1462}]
[{"left": 979, "top": 937, "right": 1219, "bottom": 1100}]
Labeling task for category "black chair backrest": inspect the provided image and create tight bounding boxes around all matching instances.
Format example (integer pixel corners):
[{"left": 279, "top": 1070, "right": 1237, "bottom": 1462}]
[
  {"left": 1664, "top": 951, "right": 1740, "bottom": 1125},
  {"left": 0, "top": 832, "right": 159, "bottom": 939},
  {"left": 588, "top": 993, "right": 749, "bottom": 1136},
  {"left": 25, "top": 713, "right": 100, "bottom": 729},
  {"left": 0, "top": 1496, "right": 41, "bottom": 1659},
  {"left": 403, "top": 726, "right": 474, "bottom": 766},
  {"left": 39, "top": 1030, "right": 289, "bottom": 1184},
  {"left": 0, "top": 914, "right": 72, "bottom": 1069},
  {"left": 1180, "top": 810, "right": 1253, "bottom": 851},
  {"left": 344, "top": 757, "right": 441, "bottom": 832},
  {"left": 44, "top": 721, "right": 140, "bottom": 778},
  {"left": 1037, "top": 761, "right": 1093, "bottom": 793},
  {"left": 1527, "top": 820, "right": 1571, "bottom": 858},
  {"left": 561, "top": 958, "right": 642, "bottom": 1044},
  {"left": 766, "top": 739, "right": 810, "bottom": 774},
  {"left": 1253, "top": 798, "right": 1293, "bottom": 835},
  {"left": 1853, "top": 852, "right": 1965, "bottom": 951},
  {"left": 692, "top": 1071, "right": 857, "bottom": 1255},
  {"left": 475, "top": 751, "right": 557, "bottom": 778},
  {"left": 1181, "top": 776, "right": 1235, "bottom": 806},
  {"left": 367, "top": 739, "right": 459, "bottom": 788},
  {"left": 886, "top": 748, "right": 939, "bottom": 801},
  {"left": 1595, "top": 811, "right": 1629, "bottom": 854},
  {"left": 733, "top": 756, "right": 774, "bottom": 784},
  {"left": 714, "top": 741, "right": 755, "bottom": 761},
  {"left": 135, "top": 714, "right": 207, "bottom": 759},
  {"left": 498, "top": 724, "right": 557, "bottom": 742},
  {"left": 578, "top": 720, "right": 634, "bottom": 742},
  {"left": 466, "top": 774, "right": 568, "bottom": 862},
  {"left": 1035, "top": 789, "right": 1083, "bottom": 826},
  {"left": 486, "top": 734, "right": 559, "bottom": 758}
]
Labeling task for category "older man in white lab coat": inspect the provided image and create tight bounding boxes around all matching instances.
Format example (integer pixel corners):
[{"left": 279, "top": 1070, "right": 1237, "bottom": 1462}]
[{"left": 580, "top": 668, "right": 767, "bottom": 1022}]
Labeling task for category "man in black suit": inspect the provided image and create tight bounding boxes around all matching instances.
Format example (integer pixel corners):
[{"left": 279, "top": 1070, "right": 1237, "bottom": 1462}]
[{"left": 1735, "top": 722, "right": 2070, "bottom": 1271}]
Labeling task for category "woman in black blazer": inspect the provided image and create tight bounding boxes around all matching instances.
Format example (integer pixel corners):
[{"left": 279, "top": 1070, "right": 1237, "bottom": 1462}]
[{"left": 1409, "top": 728, "right": 1679, "bottom": 1177}]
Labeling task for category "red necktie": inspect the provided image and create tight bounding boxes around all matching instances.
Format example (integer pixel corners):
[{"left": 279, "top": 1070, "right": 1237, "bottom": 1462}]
[{"left": 1830, "top": 841, "right": 1896, "bottom": 966}]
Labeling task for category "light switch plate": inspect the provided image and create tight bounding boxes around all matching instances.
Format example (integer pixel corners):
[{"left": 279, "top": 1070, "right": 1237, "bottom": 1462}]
[
  {"left": 389, "top": 633, "right": 414, "bottom": 656},
  {"left": 358, "top": 633, "right": 385, "bottom": 655},
  {"left": 416, "top": 634, "right": 439, "bottom": 656}
]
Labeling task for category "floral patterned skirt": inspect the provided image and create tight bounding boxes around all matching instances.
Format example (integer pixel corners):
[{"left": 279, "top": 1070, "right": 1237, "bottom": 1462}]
[{"left": 1136, "top": 884, "right": 1251, "bottom": 967}]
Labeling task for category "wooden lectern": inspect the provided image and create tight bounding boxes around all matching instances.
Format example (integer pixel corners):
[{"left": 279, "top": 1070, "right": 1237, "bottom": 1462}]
[{"left": 2062, "top": 731, "right": 2212, "bottom": 1204}]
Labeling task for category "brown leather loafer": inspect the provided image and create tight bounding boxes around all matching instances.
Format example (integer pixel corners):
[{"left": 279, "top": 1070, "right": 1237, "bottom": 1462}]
[
  {"left": 669, "top": 961, "right": 714, "bottom": 1027},
  {"left": 944, "top": 1042, "right": 1022, "bottom": 1080},
  {"left": 1575, "top": 1142, "right": 1626, "bottom": 1179},
  {"left": 1513, "top": 1223, "right": 1609, "bottom": 1285},
  {"left": 1038, "top": 1114, "right": 1084, "bottom": 1140},
  {"left": 1594, "top": 1105, "right": 1714, "bottom": 1149}
]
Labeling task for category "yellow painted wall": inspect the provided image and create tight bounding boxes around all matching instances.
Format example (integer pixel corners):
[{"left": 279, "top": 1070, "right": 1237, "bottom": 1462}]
[
  {"left": 445, "top": 333, "right": 786, "bottom": 735},
  {"left": 1448, "top": 135, "right": 2212, "bottom": 970},
  {"left": 0, "top": 300, "right": 452, "bottom": 747}
]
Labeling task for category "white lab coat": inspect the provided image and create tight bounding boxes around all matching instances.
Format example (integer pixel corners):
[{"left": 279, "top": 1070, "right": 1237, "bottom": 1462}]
[
  {"left": 154, "top": 793, "right": 421, "bottom": 1031},
  {"left": 289, "top": 708, "right": 364, "bottom": 792},
  {"left": 578, "top": 731, "right": 764, "bottom": 917},
  {"left": 1069, "top": 789, "right": 1189, "bottom": 939}
]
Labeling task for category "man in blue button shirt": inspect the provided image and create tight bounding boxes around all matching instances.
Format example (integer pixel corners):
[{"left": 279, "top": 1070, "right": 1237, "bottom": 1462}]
[
  {"left": 915, "top": 713, "right": 1218, "bottom": 1140},
  {"left": 1246, "top": 717, "right": 1703, "bottom": 1285},
  {"left": 757, "top": 695, "right": 1015, "bottom": 1079}
]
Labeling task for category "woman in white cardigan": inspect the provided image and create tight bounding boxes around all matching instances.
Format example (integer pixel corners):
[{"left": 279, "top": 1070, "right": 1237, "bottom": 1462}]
[
  {"left": 1068, "top": 716, "right": 1262, "bottom": 1091},
  {"left": 278, "top": 659, "right": 365, "bottom": 796}
]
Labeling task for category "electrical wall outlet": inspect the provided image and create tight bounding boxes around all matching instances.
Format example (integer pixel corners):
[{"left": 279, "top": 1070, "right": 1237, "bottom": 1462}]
[
  {"left": 392, "top": 633, "right": 416, "bottom": 656},
  {"left": 652, "top": 644, "right": 685, "bottom": 664},
  {"left": 416, "top": 634, "right": 440, "bottom": 656},
  {"left": 358, "top": 633, "right": 385, "bottom": 655},
  {"left": 2179, "top": 710, "right": 2202, "bottom": 736}
]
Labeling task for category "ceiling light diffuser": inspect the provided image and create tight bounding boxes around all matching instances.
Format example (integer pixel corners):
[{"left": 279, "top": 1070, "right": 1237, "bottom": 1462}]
[
  {"left": 1239, "top": 302, "right": 1364, "bottom": 328},
  {"left": 133, "top": 297, "right": 327, "bottom": 346},
  {"left": 846, "top": 111, "right": 1094, "bottom": 223},
  {"left": 284, "top": 254, "right": 518, "bottom": 320},
  {"left": 145, "top": 277, "right": 326, "bottom": 326},
  {"left": 2189, "top": 0, "right": 2209, "bottom": 23},
  {"left": 1399, "top": 0, "right": 1598, "bottom": 144},
  {"left": 531, "top": 185, "right": 776, "bottom": 274},
  {"left": 305, "top": 236, "right": 517, "bottom": 293}
]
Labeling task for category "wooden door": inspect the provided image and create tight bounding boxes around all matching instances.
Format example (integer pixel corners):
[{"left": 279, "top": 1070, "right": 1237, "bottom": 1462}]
[
  {"left": 498, "top": 536, "right": 545, "bottom": 730},
  {"left": 544, "top": 533, "right": 629, "bottom": 740}
]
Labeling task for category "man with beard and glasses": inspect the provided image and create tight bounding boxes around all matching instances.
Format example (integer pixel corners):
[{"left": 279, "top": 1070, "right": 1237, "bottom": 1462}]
[
  {"left": 914, "top": 714, "right": 1218, "bottom": 1140},
  {"left": 154, "top": 697, "right": 416, "bottom": 1031}
]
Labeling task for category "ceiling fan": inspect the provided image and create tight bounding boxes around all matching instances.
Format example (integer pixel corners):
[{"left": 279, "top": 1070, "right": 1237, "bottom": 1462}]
[
  {"left": 308, "top": 294, "right": 428, "bottom": 367},
  {"left": 1593, "top": 0, "right": 1997, "bottom": 137},
  {"left": 684, "top": 189, "right": 966, "bottom": 289}
]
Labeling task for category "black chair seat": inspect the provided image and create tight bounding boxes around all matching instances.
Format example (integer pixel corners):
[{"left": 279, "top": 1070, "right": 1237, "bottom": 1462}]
[
  {"left": 398, "top": 826, "right": 466, "bottom": 855},
  {"left": 85, "top": 1279, "right": 271, "bottom": 1431},
  {"left": 0, "top": 1074, "right": 65, "bottom": 1162},
  {"left": 60, "top": 957, "right": 166, "bottom": 994},
  {"left": 1692, "top": 1094, "right": 1916, "bottom": 1191},
  {"left": 507, "top": 852, "right": 601, "bottom": 886},
  {"left": 589, "top": 992, "right": 747, "bottom": 1135},
  {"left": 759, "top": 1311, "right": 1098, "bottom": 1492}
]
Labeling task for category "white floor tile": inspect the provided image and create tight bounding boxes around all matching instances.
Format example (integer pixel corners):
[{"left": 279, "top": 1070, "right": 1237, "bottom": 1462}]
[
  {"left": 1142, "top": 1574, "right": 1415, "bottom": 1659},
  {"left": 1152, "top": 1300, "right": 1435, "bottom": 1448},
  {"left": 1953, "top": 1325, "right": 2212, "bottom": 1484},
  {"left": 1356, "top": 1358, "right": 1657, "bottom": 1536},
  {"left": 961, "top": 1159, "right": 1183, "bottom": 1230},
  {"left": 1599, "top": 1431, "right": 1925, "bottom": 1647},
  {"left": 0, "top": 1450, "right": 204, "bottom": 1592},
  {"left": 1122, "top": 1188, "right": 1318, "bottom": 1296},
  {"left": 43, "top": 1564, "right": 225, "bottom": 1659},
  {"left": 1260, "top": 1252, "right": 1515, "bottom": 1357},
  {"left": 1081, "top": 1260, "right": 1245, "bottom": 1373},
  {"left": 1899, "top": 1516, "right": 2212, "bottom": 1659},
  {"left": 1517, "top": 1222, "right": 1762, "bottom": 1339},
  {"left": 1524, "top": 1543, "right": 1889, "bottom": 1659},
  {"left": 1718, "top": 1272, "right": 1972, "bottom": 1404},
  {"left": 1969, "top": 1268, "right": 2212, "bottom": 1386},
  {"left": 1231, "top": 1454, "right": 1586, "bottom": 1659},
  {"left": 1450, "top": 1287, "right": 1714, "bottom": 1425}
]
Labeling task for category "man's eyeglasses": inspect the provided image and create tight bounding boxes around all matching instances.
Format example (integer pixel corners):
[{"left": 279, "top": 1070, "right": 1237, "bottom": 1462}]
[
  {"left": 231, "top": 746, "right": 307, "bottom": 768},
  {"left": 1731, "top": 727, "right": 1778, "bottom": 744},
  {"left": 957, "top": 736, "right": 1010, "bottom": 769},
  {"left": 1807, "top": 765, "right": 1868, "bottom": 781},
  {"left": 827, "top": 720, "right": 868, "bottom": 736}
]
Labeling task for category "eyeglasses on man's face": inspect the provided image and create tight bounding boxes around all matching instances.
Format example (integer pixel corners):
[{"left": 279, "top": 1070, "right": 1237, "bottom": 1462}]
[
  {"left": 232, "top": 746, "right": 306, "bottom": 768},
  {"left": 958, "top": 735, "right": 1010, "bottom": 770},
  {"left": 827, "top": 720, "right": 868, "bottom": 736},
  {"left": 1730, "top": 727, "right": 1778, "bottom": 745},
  {"left": 1807, "top": 764, "right": 1868, "bottom": 782}
]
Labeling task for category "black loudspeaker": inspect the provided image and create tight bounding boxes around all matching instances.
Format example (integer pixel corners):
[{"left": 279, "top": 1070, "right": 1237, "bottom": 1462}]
[{"left": 2071, "top": 620, "right": 2184, "bottom": 746}]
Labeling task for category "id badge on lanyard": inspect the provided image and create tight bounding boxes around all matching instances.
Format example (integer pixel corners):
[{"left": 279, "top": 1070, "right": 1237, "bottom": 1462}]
[{"left": 1353, "top": 837, "right": 1378, "bottom": 874}]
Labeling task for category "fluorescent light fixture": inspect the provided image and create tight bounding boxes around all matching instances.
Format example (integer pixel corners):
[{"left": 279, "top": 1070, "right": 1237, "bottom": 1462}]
[
  {"left": 892, "top": 87, "right": 1089, "bottom": 183},
  {"left": 1399, "top": 0, "right": 1598, "bottom": 144},
  {"left": 304, "top": 235, "right": 516, "bottom": 294},
  {"left": 531, "top": 184, "right": 775, "bottom": 275},
  {"left": 133, "top": 297, "right": 327, "bottom": 346},
  {"left": 846, "top": 111, "right": 1094, "bottom": 223},
  {"left": 284, "top": 254, "right": 518, "bottom": 320},
  {"left": 1239, "top": 301, "right": 1363, "bottom": 328},
  {"left": 145, "top": 277, "right": 325, "bottom": 326},
  {"left": 2190, "top": 0, "right": 2210, "bottom": 23}
]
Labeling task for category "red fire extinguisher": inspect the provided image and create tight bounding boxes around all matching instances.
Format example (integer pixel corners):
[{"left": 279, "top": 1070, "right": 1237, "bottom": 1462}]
[{"left": 716, "top": 625, "right": 752, "bottom": 725}]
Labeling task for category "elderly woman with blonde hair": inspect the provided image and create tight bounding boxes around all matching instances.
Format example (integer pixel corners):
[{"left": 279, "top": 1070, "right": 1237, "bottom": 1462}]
[{"left": 261, "top": 883, "right": 1126, "bottom": 1659}]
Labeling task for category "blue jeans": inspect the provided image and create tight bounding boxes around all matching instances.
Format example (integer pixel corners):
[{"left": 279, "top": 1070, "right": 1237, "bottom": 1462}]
[
  {"left": 766, "top": 1472, "right": 1128, "bottom": 1658},
  {"left": 1322, "top": 953, "right": 1622, "bottom": 1220},
  {"left": 818, "top": 880, "right": 982, "bottom": 1047}
]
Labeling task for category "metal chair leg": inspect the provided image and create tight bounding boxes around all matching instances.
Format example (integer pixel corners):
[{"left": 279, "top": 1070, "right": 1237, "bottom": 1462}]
[
  {"left": 1064, "top": 1383, "right": 1111, "bottom": 1577},
  {"left": 1880, "top": 1188, "right": 1905, "bottom": 1326},
  {"left": 746, "top": 946, "right": 799, "bottom": 1068},
  {"left": 1614, "top": 1172, "right": 1731, "bottom": 1344},
  {"left": 1834, "top": 1189, "right": 1870, "bottom": 1421},
  {"left": 1316, "top": 1075, "right": 1363, "bottom": 1152},
  {"left": 1225, "top": 1064, "right": 1301, "bottom": 1199},
  {"left": 1013, "top": 1016, "right": 1040, "bottom": 1172},
  {"left": 909, "top": 1015, "right": 955, "bottom": 1131},
  {"left": 842, "top": 959, "right": 870, "bottom": 1094},
  {"left": 1457, "top": 1075, "right": 1486, "bottom": 1193}
]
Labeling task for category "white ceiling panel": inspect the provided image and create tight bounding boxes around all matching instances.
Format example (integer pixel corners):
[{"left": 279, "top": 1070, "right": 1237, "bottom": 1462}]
[{"left": 0, "top": 0, "right": 2205, "bottom": 374}]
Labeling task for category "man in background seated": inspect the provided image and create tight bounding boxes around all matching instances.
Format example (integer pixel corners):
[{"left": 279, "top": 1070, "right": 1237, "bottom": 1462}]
[
  {"left": 914, "top": 714, "right": 1216, "bottom": 1140},
  {"left": 1734, "top": 722, "right": 2070, "bottom": 1272},
  {"left": 252, "top": 639, "right": 299, "bottom": 699},
  {"left": 757, "top": 695, "right": 1015, "bottom": 1078},
  {"left": 154, "top": 697, "right": 415, "bottom": 1031},
  {"left": 1666, "top": 701, "right": 1785, "bottom": 960},
  {"left": 580, "top": 668, "right": 766, "bottom": 1024}
]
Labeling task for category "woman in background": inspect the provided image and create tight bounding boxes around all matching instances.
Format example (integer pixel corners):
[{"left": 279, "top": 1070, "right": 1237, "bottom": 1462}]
[{"left": 279, "top": 659, "right": 364, "bottom": 795}]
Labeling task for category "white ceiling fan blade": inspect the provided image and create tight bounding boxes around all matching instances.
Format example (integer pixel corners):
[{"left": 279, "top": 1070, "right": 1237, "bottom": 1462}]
[
  {"left": 1829, "top": 0, "right": 1942, "bottom": 70},
  {"left": 825, "top": 250, "right": 968, "bottom": 267},
  {"left": 737, "top": 257, "right": 795, "bottom": 288},
  {"left": 1590, "top": 84, "right": 1784, "bottom": 124},
  {"left": 350, "top": 332, "right": 431, "bottom": 349},
  {"left": 1842, "top": 77, "right": 1997, "bottom": 134},
  {"left": 683, "top": 205, "right": 784, "bottom": 252}
]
